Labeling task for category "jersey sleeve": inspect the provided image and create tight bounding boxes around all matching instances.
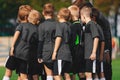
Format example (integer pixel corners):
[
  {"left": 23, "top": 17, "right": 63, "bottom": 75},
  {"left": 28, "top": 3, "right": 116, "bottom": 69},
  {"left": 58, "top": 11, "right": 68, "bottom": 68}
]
[
  {"left": 55, "top": 23, "right": 63, "bottom": 37},
  {"left": 38, "top": 24, "right": 44, "bottom": 41},
  {"left": 98, "top": 25, "right": 105, "bottom": 41},
  {"left": 15, "top": 24, "right": 22, "bottom": 32},
  {"left": 90, "top": 22, "right": 99, "bottom": 39}
]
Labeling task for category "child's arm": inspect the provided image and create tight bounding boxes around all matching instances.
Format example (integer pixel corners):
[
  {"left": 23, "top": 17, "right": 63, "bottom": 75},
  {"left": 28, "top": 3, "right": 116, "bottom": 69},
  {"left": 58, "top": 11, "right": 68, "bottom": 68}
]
[
  {"left": 37, "top": 41, "right": 44, "bottom": 63},
  {"left": 90, "top": 37, "right": 99, "bottom": 60},
  {"left": 37, "top": 24, "right": 44, "bottom": 63},
  {"left": 10, "top": 31, "right": 20, "bottom": 56},
  {"left": 100, "top": 41, "right": 105, "bottom": 61},
  {"left": 52, "top": 37, "right": 62, "bottom": 60}
]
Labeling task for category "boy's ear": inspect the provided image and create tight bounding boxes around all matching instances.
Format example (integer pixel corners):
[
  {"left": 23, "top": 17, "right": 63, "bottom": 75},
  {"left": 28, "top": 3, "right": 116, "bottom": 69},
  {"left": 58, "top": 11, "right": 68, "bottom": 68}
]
[
  {"left": 57, "top": 15, "right": 60, "bottom": 19},
  {"left": 42, "top": 11, "right": 44, "bottom": 16},
  {"left": 92, "top": 16, "right": 96, "bottom": 21},
  {"left": 90, "top": 12, "right": 93, "bottom": 18},
  {"left": 25, "top": 16, "right": 28, "bottom": 21},
  {"left": 37, "top": 20, "right": 40, "bottom": 24},
  {"left": 83, "top": 16, "right": 85, "bottom": 19}
]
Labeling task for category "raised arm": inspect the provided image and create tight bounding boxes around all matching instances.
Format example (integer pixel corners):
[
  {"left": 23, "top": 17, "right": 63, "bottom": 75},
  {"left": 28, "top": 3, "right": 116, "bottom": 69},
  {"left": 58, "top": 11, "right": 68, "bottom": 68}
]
[
  {"left": 52, "top": 37, "right": 62, "bottom": 60},
  {"left": 10, "top": 31, "right": 20, "bottom": 56}
]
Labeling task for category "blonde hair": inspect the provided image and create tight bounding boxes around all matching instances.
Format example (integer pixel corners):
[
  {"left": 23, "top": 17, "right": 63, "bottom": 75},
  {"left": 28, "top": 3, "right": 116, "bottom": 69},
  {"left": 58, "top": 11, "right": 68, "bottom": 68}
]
[
  {"left": 68, "top": 5, "right": 79, "bottom": 18},
  {"left": 80, "top": 6, "right": 91, "bottom": 17},
  {"left": 57, "top": 8, "right": 71, "bottom": 21},
  {"left": 28, "top": 9, "right": 41, "bottom": 25}
]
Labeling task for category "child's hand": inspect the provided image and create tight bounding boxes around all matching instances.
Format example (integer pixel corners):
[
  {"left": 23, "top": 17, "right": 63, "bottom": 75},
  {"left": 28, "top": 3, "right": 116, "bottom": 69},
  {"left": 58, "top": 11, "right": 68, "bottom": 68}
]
[
  {"left": 10, "top": 47, "right": 14, "bottom": 56},
  {"left": 90, "top": 53, "right": 96, "bottom": 60},
  {"left": 38, "top": 58, "right": 43, "bottom": 63},
  {"left": 52, "top": 52, "right": 57, "bottom": 61}
]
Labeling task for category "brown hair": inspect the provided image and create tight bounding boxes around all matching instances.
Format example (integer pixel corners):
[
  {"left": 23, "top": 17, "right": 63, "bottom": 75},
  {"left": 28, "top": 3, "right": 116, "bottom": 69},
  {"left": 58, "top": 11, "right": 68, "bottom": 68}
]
[
  {"left": 43, "top": 3, "right": 54, "bottom": 17},
  {"left": 68, "top": 5, "right": 79, "bottom": 18},
  {"left": 91, "top": 8, "right": 99, "bottom": 21},
  {"left": 28, "top": 9, "right": 41, "bottom": 25},
  {"left": 57, "top": 8, "right": 71, "bottom": 21},
  {"left": 19, "top": 5, "right": 33, "bottom": 11},
  {"left": 17, "top": 5, "right": 33, "bottom": 22}
]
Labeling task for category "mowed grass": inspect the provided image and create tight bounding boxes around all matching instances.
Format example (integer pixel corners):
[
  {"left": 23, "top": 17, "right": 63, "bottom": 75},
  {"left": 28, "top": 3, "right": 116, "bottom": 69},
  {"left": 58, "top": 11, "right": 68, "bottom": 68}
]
[
  {"left": 112, "top": 58, "right": 120, "bottom": 80},
  {"left": 0, "top": 58, "right": 120, "bottom": 80}
]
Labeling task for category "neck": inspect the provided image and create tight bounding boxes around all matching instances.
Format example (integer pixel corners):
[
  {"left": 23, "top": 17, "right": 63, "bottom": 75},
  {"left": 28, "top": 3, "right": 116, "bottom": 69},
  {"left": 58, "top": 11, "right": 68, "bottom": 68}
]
[
  {"left": 85, "top": 17, "right": 91, "bottom": 24},
  {"left": 44, "top": 16, "right": 52, "bottom": 19},
  {"left": 58, "top": 18, "right": 67, "bottom": 23},
  {"left": 31, "top": 22, "right": 36, "bottom": 25},
  {"left": 72, "top": 16, "right": 79, "bottom": 21},
  {"left": 20, "top": 20, "right": 27, "bottom": 23}
]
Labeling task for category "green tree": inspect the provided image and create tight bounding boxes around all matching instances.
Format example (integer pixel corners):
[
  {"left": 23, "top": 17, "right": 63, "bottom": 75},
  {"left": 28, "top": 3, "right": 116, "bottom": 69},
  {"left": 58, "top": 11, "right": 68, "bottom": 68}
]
[
  {"left": 0, "top": 0, "right": 71, "bottom": 24},
  {"left": 94, "top": 0, "right": 120, "bottom": 16},
  {"left": 0, "top": 0, "right": 30, "bottom": 24}
]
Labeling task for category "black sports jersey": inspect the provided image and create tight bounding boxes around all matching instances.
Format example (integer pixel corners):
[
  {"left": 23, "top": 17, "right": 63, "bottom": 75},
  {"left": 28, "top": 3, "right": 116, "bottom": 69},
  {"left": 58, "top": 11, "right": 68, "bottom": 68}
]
[
  {"left": 96, "top": 23, "right": 105, "bottom": 60},
  {"left": 96, "top": 24, "right": 104, "bottom": 42},
  {"left": 55, "top": 22, "right": 72, "bottom": 62},
  {"left": 84, "top": 21, "right": 100, "bottom": 59},
  {"left": 37, "top": 19, "right": 57, "bottom": 63},
  {"left": 14, "top": 23, "right": 38, "bottom": 61},
  {"left": 70, "top": 20, "right": 83, "bottom": 47}
]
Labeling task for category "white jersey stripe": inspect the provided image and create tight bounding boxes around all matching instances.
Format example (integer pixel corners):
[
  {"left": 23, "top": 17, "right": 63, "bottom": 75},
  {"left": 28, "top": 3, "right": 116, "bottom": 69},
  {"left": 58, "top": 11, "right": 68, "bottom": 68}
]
[
  {"left": 101, "top": 62, "right": 104, "bottom": 72},
  {"left": 58, "top": 60, "right": 62, "bottom": 75},
  {"left": 93, "top": 60, "right": 96, "bottom": 73},
  {"left": 4, "top": 56, "right": 9, "bottom": 67}
]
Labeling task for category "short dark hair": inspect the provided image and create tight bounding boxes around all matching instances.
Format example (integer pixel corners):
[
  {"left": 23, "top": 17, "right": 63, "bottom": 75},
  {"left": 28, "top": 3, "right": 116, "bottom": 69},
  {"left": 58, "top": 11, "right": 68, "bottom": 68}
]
[
  {"left": 43, "top": 3, "right": 54, "bottom": 17},
  {"left": 79, "top": 2, "right": 93, "bottom": 9},
  {"left": 91, "top": 8, "right": 100, "bottom": 21}
]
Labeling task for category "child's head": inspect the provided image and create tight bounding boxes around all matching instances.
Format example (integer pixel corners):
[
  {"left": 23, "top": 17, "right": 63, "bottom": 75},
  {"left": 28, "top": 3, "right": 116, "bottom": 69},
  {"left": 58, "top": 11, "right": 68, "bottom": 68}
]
[
  {"left": 42, "top": 3, "right": 54, "bottom": 17},
  {"left": 80, "top": 6, "right": 92, "bottom": 23},
  {"left": 19, "top": 5, "right": 33, "bottom": 11},
  {"left": 91, "top": 8, "right": 100, "bottom": 22},
  {"left": 57, "top": 8, "right": 71, "bottom": 21},
  {"left": 72, "top": 0, "right": 86, "bottom": 7},
  {"left": 68, "top": 5, "right": 79, "bottom": 20},
  {"left": 28, "top": 9, "right": 41, "bottom": 25},
  {"left": 17, "top": 5, "right": 33, "bottom": 23}
]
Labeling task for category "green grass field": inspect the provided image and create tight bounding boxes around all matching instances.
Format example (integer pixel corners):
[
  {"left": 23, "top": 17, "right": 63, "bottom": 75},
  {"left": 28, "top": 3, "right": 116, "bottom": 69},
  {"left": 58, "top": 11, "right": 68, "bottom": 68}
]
[{"left": 0, "top": 58, "right": 120, "bottom": 80}]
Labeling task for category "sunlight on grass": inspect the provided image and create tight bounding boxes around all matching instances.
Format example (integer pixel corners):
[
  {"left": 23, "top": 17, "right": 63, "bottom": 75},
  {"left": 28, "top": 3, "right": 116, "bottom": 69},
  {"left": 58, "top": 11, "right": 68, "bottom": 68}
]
[{"left": 0, "top": 58, "right": 120, "bottom": 80}]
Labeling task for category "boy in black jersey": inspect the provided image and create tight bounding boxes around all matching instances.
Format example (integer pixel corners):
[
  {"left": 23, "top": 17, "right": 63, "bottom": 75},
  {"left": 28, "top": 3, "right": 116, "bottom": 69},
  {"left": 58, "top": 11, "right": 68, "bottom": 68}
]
[
  {"left": 91, "top": 7, "right": 106, "bottom": 80},
  {"left": 2, "top": 5, "right": 33, "bottom": 80},
  {"left": 79, "top": 2, "right": 112, "bottom": 80},
  {"left": 52, "top": 8, "right": 72, "bottom": 80},
  {"left": 13, "top": 9, "right": 40, "bottom": 80},
  {"left": 37, "top": 3, "right": 57, "bottom": 80},
  {"left": 68, "top": 5, "right": 85, "bottom": 80},
  {"left": 80, "top": 6, "right": 100, "bottom": 80},
  {"left": 27, "top": 9, "right": 41, "bottom": 80}
]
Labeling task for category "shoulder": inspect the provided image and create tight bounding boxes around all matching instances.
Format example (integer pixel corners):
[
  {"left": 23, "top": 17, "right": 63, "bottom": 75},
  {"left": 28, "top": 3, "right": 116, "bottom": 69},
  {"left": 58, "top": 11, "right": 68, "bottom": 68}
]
[
  {"left": 89, "top": 21, "right": 97, "bottom": 28},
  {"left": 16, "top": 23, "right": 25, "bottom": 31},
  {"left": 88, "top": 21, "right": 96, "bottom": 25},
  {"left": 38, "top": 22, "right": 44, "bottom": 29}
]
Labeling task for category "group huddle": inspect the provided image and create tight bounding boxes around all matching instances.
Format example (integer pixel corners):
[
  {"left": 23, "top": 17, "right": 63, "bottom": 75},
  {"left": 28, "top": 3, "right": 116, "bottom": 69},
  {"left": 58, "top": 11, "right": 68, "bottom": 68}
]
[{"left": 3, "top": 1, "right": 112, "bottom": 80}]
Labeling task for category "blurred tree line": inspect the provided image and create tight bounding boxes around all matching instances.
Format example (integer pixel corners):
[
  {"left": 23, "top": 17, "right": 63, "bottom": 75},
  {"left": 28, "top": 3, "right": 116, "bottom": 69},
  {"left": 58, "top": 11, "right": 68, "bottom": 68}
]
[
  {"left": 94, "top": 0, "right": 120, "bottom": 16},
  {"left": 0, "top": 0, "right": 71, "bottom": 24},
  {"left": 0, "top": 0, "right": 71, "bottom": 36},
  {"left": 0, "top": 0, "right": 120, "bottom": 36}
]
